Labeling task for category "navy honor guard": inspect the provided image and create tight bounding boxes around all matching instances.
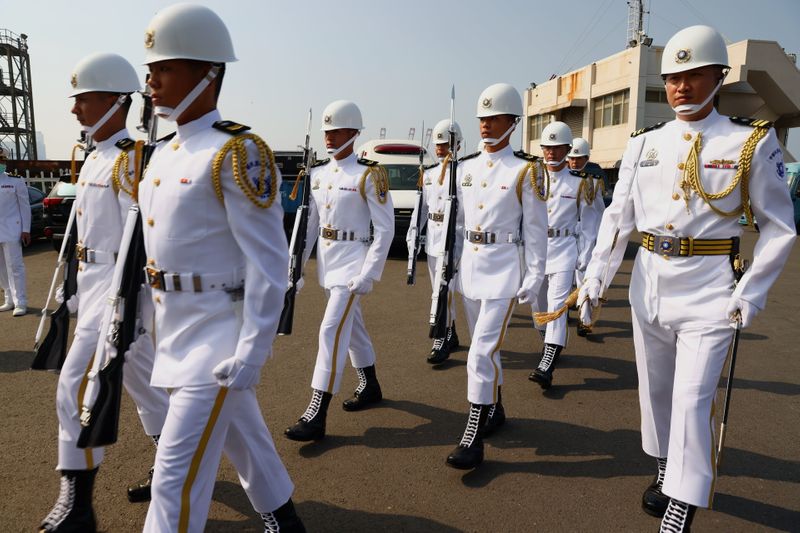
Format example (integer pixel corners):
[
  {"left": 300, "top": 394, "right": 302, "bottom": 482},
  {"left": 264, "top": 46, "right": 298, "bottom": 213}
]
[
  {"left": 580, "top": 25, "right": 796, "bottom": 532},
  {"left": 406, "top": 118, "right": 463, "bottom": 364},
  {"left": 0, "top": 146, "right": 30, "bottom": 316},
  {"left": 39, "top": 53, "right": 170, "bottom": 533},
  {"left": 137, "top": 5, "right": 303, "bottom": 532},
  {"left": 529, "top": 123, "right": 600, "bottom": 390},
  {"left": 446, "top": 83, "right": 548, "bottom": 469},
  {"left": 285, "top": 99, "right": 394, "bottom": 442}
]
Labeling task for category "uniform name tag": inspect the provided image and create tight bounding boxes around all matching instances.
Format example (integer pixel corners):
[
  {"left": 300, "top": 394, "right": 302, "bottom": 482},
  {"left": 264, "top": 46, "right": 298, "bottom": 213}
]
[
  {"left": 1, "top": 185, "right": 14, "bottom": 189},
  {"left": 88, "top": 182, "right": 109, "bottom": 188},
  {"left": 339, "top": 187, "right": 357, "bottom": 192},
  {"left": 640, "top": 160, "right": 659, "bottom": 167}
]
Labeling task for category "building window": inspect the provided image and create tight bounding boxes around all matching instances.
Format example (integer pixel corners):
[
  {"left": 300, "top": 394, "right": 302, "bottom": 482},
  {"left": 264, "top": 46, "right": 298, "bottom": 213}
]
[
  {"left": 593, "top": 89, "right": 630, "bottom": 128},
  {"left": 645, "top": 89, "right": 669, "bottom": 103},
  {"left": 529, "top": 114, "right": 553, "bottom": 140}
]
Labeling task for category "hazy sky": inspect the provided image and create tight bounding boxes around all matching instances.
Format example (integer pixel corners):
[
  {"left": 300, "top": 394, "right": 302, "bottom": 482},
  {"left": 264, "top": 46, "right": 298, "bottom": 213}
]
[{"left": 4, "top": 0, "right": 800, "bottom": 159}]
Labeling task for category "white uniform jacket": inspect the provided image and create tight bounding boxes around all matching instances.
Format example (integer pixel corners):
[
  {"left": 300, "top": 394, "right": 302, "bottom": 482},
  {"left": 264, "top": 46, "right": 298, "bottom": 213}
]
[
  {"left": 406, "top": 161, "right": 453, "bottom": 257},
  {"left": 586, "top": 109, "right": 795, "bottom": 322},
  {"left": 140, "top": 110, "right": 288, "bottom": 387},
  {"left": 456, "top": 146, "right": 548, "bottom": 300},
  {"left": 574, "top": 170, "right": 606, "bottom": 270},
  {"left": 0, "top": 172, "right": 31, "bottom": 242},
  {"left": 304, "top": 153, "right": 394, "bottom": 288},
  {"left": 73, "top": 129, "right": 137, "bottom": 329},
  {"left": 541, "top": 166, "right": 595, "bottom": 274}
]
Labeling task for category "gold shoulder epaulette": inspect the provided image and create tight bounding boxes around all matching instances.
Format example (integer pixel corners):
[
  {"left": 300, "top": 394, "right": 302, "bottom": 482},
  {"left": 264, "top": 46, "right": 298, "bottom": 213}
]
[
  {"left": 213, "top": 120, "right": 252, "bottom": 135},
  {"left": 631, "top": 122, "right": 666, "bottom": 138},
  {"left": 211, "top": 133, "right": 277, "bottom": 209},
  {"left": 729, "top": 116, "right": 773, "bottom": 129},
  {"left": 359, "top": 163, "right": 389, "bottom": 204},
  {"left": 458, "top": 151, "right": 480, "bottom": 162},
  {"left": 569, "top": 169, "right": 601, "bottom": 180},
  {"left": 114, "top": 138, "right": 135, "bottom": 151},
  {"left": 157, "top": 131, "right": 177, "bottom": 144},
  {"left": 310, "top": 158, "right": 330, "bottom": 168},
  {"left": 357, "top": 157, "right": 379, "bottom": 167},
  {"left": 513, "top": 150, "right": 539, "bottom": 162},
  {"left": 423, "top": 162, "right": 440, "bottom": 171}
]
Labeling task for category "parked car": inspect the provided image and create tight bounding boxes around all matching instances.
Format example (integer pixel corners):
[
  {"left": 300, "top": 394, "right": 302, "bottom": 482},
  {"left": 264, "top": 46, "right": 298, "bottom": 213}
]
[
  {"left": 27, "top": 186, "right": 46, "bottom": 240},
  {"left": 43, "top": 179, "right": 77, "bottom": 250},
  {"left": 356, "top": 139, "right": 436, "bottom": 246},
  {"left": 738, "top": 162, "right": 800, "bottom": 233}
]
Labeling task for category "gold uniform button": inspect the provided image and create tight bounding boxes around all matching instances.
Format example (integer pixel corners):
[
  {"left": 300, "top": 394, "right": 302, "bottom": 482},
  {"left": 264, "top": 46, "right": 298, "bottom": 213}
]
[
  {"left": 325, "top": 241, "right": 331, "bottom": 246},
  {"left": 91, "top": 154, "right": 98, "bottom": 159},
  {"left": 77, "top": 208, "right": 83, "bottom": 216},
  {"left": 478, "top": 204, "right": 484, "bottom": 209},
  {"left": 172, "top": 143, "right": 180, "bottom": 150},
  {"left": 155, "top": 295, "right": 161, "bottom": 304},
  {"left": 154, "top": 178, "right": 161, "bottom": 186},
  {"left": 481, "top": 181, "right": 487, "bottom": 188},
  {"left": 683, "top": 133, "right": 692, "bottom": 141},
  {"left": 473, "top": 246, "right": 479, "bottom": 251},
  {"left": 677, "top": 162, "right": 685, "bottom": 170},
  {"left": 487, "top": 161, "right": 493, "bottom": 168},
  {"left": 476, "top": 225, "right": 482, "bottom": 231},
  {"left": 672, "top": 193, "right": 680, "bottom": 201},
  {"left": 666, "top": 223, "right": 674, "bottom": 230},
  {"left": 326, "top": 204, "right": 331, "bottom": 209},
  {"left": 334, "top": 168, "right": 340, "bottom": 173},
  {"left": 78, "top": 265, "right": 83, "bottom": 271},
  {"left": 147, "top": 258, "right": 156, "bottom": 266},
  {"left": 147, "top": 217, "right": 154, "bottom": 227},
  {"left": 328, "top": 184, "right": 333, "bottom": 190},
  {"left": 548, "top": 208, "right": 552, "bottom": 214}
]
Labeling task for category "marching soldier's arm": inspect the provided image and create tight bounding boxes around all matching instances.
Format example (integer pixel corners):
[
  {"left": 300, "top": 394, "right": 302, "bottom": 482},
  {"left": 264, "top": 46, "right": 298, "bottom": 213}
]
[
  {"left": 359, "top": 167, "right": 394, "bottom": 282},
  {"left": 301, "top": 180, "right": 320, "bottom": 269},
  {"left": 406, "top": 179, "right": 429, "bottom": 250},
  {"left": 221, "top": 138, "right": 289, "bottom": 367},
  {"left": 16, "top": 178, "right": 32, "bottom": 233},
  {"left": 576, "top": 184, "right": 599, "bottom": 269},
  {"left": 584, "top": 136, "right": 643, "bottom": 287},
  {"left": 732, "top": 129, "right": 796, "bottom": 309},
  {"left": 521, "top": 166, "right": 548, "bottom": 291}
]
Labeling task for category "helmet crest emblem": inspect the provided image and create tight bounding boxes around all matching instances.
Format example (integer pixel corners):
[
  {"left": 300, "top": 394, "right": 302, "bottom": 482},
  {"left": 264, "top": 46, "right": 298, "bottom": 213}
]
[
  {"left": 70, "top": 74, "right": 78, "bottom": 89},
  {"left": 482, "top": 97, "right": 492, "bottom": 109},
  {"left": 675, "top": 48, "right": 691, "bottom": 63}
]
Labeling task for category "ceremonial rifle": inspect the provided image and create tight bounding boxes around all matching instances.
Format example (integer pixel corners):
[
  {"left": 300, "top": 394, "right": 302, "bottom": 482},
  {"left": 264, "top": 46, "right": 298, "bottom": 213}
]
[
  {"left": 278, "top": 108, "right": 314, "bottom": 335},
  {"left": 78, "top": 84, "right": 156, "bottom": 448},
  {"left": 429, "top": 87, "right": 458, "bottom": 339},
  {"left": 407, "top": 120, "right": 425, "bottom": 285},
  {"left": 31, "top": 142, "right": 85, "bottom": 370}
]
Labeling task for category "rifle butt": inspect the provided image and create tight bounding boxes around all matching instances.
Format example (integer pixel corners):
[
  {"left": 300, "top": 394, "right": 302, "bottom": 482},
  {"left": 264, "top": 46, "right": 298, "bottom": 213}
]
[
  {"left": 277, "top": 288, "right": 296, "bottom": 336},
  {"left": 428, "top": 286, "right": 449, "bottom": 339}
]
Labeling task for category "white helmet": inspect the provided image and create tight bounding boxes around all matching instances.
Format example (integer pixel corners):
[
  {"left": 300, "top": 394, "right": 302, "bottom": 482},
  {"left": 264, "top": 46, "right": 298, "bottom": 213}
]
[
  {"left": 143, "top": 3, "right": 237, "bottom": 65},
  {"left": 476, "top": 83, "right": 523, "bottom": 118},
  {"left": 69, "top": 53, "right": 141, "bottom": 97},
  {"left": 431, "top": 119, "right": 462, "bottom": 145},
  {"left": 568, "top": 138, "right": 590, "bottom": 158},
  {"left": 540, "top": 122, "right": 573, "bottom": 147},
  {"left": 321, "top": 100, "right": 364, "bottom": 131},
  {"left": 661, "top": 25, "right": 729, "bottom": 76}
]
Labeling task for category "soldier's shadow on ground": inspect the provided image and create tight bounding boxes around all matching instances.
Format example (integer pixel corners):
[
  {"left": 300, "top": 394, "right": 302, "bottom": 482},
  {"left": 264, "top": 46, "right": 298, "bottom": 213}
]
[
  {"left": 713, "top": 492, "right": 800, "bottom": 531},
  {"left": 208, "top": 481, "right": 464, "bottom": 532},
  {"left": 0, "top": 350, "right": 36, "bottom": 373}
]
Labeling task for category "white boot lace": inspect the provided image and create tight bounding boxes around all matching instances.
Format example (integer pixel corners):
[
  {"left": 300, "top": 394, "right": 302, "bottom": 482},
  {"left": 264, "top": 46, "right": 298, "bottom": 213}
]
[
  {"left": 538, "top": 344, "right": 558, "bottom": 371},
  {"left": 41, "top": 475, "right": 75, "bottom": 530},
  {"left": 260, "top": 510, "right": 281, "bottom": 532},
  {"left": 431, "top": 337, "right": 445, "bottom": 351},
  {"left": 300, "top": 390, "right": 323, "bottom": 422},
  {"left": 656, "top": 457, "right": 667, "bottom": 488},
  {"left": 459, "top": 405, "right": 482, "bottom": 447},
  {"left": 660, "top": 499, "right": 690, "bottom": 533},
  {"left": 354, "top": 367, "right": 368, "bottom": 395}
]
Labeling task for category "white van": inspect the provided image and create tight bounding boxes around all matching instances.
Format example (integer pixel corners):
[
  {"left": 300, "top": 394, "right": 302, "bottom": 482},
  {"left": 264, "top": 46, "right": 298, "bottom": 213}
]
[{"left": 357, "top": 139, "right": 436, "bottom": 244}]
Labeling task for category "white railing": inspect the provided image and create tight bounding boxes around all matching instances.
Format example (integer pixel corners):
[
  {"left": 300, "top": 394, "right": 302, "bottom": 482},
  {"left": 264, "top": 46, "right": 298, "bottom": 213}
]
[{"left": 20, "top": 168, "right": 71, "bottom": 193}]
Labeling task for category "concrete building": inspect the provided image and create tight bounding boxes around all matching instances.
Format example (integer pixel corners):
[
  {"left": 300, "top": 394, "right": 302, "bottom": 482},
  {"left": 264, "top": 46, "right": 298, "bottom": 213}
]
[{"left": 523, "top": 39, "right": 800, "bottom": 183}]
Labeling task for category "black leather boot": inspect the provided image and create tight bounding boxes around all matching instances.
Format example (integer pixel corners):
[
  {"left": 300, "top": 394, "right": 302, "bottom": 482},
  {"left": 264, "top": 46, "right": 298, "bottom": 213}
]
[
  {"left": 482, "top": 386, "right": 505, "bottom": 437},
  {"left": 642, "top": 457, "right": 669, "bottom": 517},
  {"left": 427, "top": 336, "right": 450, "bottom": 364},
  {"left": 529, "top": 343, "right": 563, "bottom": 389},
  {"left": 342, "top": 365, "right": 382, "bottom": 411},
  {"left": 446, "top": 322, "right": 460, "bottom": 351},
  {"left": 260, "top": 498, "right": 307, "bottom": 533},
  {"left": 127, "top": 467, "right": 154, "bottom": 503},
  {"left": 39, "top": 468, "right": 98, "bottom": 533},
  {"left": 285, "top": 389, "right": 332, "bottom": 441},
  {"left": 446, "top": 404, "right": 489, "bottom": 469},
  {"left": 577, "top": 321, "right": 591, "bottom": 337},
  {"left": 659, "top": 498, "right": 697, "bottom": 532}
]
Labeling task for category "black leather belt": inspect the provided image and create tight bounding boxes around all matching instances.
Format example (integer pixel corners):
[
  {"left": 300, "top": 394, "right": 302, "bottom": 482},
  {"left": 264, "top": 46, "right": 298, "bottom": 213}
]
[{"left": 641, "top": 232, "right": 739, "bottom": 257}]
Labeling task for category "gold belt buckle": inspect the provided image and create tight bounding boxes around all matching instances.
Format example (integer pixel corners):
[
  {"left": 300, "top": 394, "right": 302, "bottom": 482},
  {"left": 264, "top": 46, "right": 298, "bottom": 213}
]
[
  {"left": 322, "top": 228, "right": 336, "bottom": 240},
  {"left": 652, "top": 235, "right": 678, "bottom": 257},
  {"left": 145, "top": 266, "right": 165, "bottom": 290},
  {"left": 75, "top": 244, "right": 85, "bottom": 262},
  {"left": 470, "top": 232, "right": 484, "bottom": 244}
]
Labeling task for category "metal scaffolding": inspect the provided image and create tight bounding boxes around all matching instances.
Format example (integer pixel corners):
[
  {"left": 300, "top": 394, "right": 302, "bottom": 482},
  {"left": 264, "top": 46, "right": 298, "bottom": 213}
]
[{"left": 0, "top": 29, "right": 37, "bottom": 160}]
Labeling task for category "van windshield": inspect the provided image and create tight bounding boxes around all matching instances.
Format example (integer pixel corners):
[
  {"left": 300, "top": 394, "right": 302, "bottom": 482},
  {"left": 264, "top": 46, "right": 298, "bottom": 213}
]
[{"left": 385, "top": 164, "right": 420, "bottom": 191}]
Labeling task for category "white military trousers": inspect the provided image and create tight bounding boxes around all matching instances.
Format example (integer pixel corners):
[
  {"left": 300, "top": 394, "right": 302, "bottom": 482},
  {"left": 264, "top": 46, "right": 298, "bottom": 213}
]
[
  {"left": 534, "top": 270, "right": 573, "bottom": 346},
  {"left": 311, "top": 286, "right": 376, "bottom": 395},
  {"left": 144, "top": 385, "right": 294, "bottom": 533},
  {"left": 0, "top": 240, "right": 26, "bottom": 306},
  {"left": 462, "top": 297, "right": 515, "bottom": 405},
  {"left": 631, "top": 308, "right": 733, "bottom": 508},
  {"left": 426, "top": 254, "right": 457, "bottom": 326}
]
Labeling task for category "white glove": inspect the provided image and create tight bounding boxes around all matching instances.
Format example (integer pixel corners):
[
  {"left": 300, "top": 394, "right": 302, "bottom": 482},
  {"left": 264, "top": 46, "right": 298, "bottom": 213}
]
[
  {"left": 347, "top": 274, "right": 373, "bottom": 295},
  {"left": 515, "top": 276, "right": 538, "bottom": 306},
  {"left": 579, "top": 277, "right": 602, "bottom": 307},
  {"left": 288, "top": 277, "right": 304, "bottom": 294},
  {"left": 212, "top": 357, "right": 261, "bottom": 390},
  {"left": 579, "top": 299, "right": 593, "bottom": 327},
  {"left": 55, "top": 285, "right": 65, "bottom": 304},
  {"left": 66, "top": 295, "right": 79, "bottom": 314},
  {"left": 725, "top": 297, "right": 760, "bottom": 329}
]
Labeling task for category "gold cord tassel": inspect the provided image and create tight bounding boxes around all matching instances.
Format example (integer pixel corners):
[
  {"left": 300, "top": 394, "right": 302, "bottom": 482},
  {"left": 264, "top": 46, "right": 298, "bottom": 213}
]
[
  {"left": 289, "top": 169, "right": 305, "bottom": 201},
  {"left": 70, "top": 144, "right": 84, "bottom": 184},
  {"left": 132, "top": 140, "right": 144, "bottom": 202},
  {"left": 438, "top": 154, "right": 451, "bottom": 186},
  {"left": 533, "top": 287, "right": 580, "bottom": 326}
]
